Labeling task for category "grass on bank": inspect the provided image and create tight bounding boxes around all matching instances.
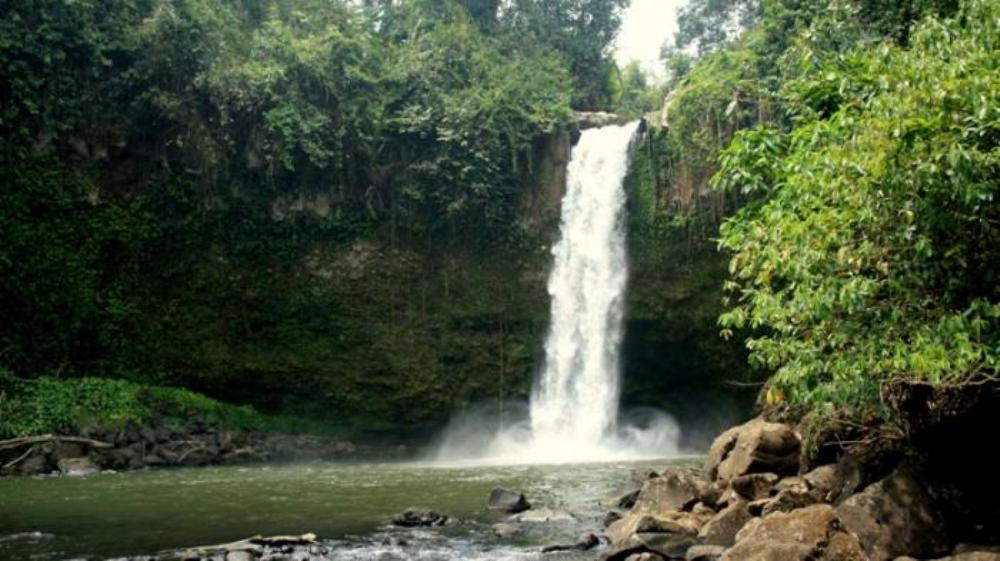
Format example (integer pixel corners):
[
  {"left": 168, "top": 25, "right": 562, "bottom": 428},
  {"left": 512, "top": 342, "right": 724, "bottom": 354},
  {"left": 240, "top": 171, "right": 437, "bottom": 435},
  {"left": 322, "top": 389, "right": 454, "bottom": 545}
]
[{"left": 0, "top": 368, "right": 344, "bottom": 439}]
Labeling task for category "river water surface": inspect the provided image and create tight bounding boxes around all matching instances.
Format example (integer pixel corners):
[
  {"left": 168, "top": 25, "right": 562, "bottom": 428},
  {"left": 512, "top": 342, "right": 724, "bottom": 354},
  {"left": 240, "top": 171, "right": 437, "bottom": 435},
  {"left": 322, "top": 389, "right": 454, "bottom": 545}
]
[{"left": 0, "top": 458, "right": 696, "bottom": 560}]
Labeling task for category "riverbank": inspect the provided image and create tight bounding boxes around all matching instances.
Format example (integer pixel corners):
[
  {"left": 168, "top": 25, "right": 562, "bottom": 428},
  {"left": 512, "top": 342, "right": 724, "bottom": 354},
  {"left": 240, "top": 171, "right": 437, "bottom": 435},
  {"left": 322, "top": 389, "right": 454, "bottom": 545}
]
[{"left": 0, "top": 373, "right": 406, "bottom": 476}]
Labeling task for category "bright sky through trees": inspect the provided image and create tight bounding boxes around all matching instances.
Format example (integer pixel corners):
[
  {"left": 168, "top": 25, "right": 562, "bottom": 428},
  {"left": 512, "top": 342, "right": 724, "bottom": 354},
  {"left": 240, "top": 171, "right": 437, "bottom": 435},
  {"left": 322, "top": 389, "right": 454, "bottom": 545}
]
[{"left": 614, "top": 0, "right": 685, "bottom": 80}]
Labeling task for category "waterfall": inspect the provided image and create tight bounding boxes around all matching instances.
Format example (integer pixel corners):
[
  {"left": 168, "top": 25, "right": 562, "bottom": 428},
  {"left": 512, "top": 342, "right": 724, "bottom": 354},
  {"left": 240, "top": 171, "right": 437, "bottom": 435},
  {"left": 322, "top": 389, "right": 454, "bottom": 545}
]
[
  {"left": 432, "top": 121, "right": 681, "bottom": 465},
  {"left": 529, "top": 122, "right": 635, "bottom": 454}
]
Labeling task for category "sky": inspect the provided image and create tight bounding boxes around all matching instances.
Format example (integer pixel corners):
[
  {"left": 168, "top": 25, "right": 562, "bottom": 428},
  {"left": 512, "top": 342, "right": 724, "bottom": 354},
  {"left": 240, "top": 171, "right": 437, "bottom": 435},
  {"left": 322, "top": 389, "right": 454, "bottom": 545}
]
[{"left": 614, "top": 0, "right": 688, "bottom": 81}]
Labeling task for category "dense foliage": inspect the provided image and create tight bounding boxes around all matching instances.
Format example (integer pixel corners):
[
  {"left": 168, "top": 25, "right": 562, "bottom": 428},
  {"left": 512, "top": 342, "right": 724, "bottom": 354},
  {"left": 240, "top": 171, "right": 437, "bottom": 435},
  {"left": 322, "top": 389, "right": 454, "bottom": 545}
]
[
  {"left": 0, "top": 0, "right": 630, "bottom": 432},
  {"left": 715, "top": 0, "right": 998, "bottom": 415},
  {"left": 0, "top": 368, "right": 331, "bottom": 438},
  {"left": 630, "top": 0, "right": 996, "bottom": 423}
]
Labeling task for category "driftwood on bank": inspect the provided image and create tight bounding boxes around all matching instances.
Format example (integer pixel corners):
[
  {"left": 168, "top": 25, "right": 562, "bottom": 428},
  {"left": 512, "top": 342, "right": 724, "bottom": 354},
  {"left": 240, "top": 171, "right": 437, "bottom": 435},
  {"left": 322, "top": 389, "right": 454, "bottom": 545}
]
[
  {"left": 0, "top": 434, "right": 114, "bottom": 453},
  {"left": 157, "top": 533, "right": 320, "bottom": 560}
]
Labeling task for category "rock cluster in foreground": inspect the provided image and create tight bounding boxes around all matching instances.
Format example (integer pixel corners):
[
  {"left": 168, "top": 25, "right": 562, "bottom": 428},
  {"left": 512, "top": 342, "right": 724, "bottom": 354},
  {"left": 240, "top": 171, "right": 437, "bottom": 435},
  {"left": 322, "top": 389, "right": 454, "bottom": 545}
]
[{"left": 598, "top": 416, "right": 1000, "bottom": 561}]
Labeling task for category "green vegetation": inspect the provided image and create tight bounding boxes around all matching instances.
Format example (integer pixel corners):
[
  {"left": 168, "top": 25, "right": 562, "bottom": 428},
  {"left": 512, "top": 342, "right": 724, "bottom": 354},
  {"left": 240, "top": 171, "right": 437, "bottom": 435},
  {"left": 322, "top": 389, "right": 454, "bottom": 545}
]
[
  {"left": 633, "top": 0, "right": 997, "bottom": 426},
  {"left": 715, "top": 0, "right": 998, "bottom": 415},
  {"left": 0, "top": 368, "right": 333, "bottom": 438},
  {"left": 0, "top": 0, "right": 632, "bottom": 433}
]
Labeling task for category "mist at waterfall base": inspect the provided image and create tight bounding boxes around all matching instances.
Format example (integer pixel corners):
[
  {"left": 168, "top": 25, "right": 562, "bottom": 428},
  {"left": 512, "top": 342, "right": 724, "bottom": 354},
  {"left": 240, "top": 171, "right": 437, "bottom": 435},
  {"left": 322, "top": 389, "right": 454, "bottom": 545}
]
[{"left": 432, "top": 122, "right": 685, "bottom": 465}]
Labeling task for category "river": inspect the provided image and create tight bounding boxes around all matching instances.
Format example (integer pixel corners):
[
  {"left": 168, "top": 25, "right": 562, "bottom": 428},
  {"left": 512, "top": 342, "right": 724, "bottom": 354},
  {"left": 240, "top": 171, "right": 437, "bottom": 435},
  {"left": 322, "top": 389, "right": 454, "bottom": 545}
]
[{"left": 0, "top": 458, "right": 697, "bottom": 560}]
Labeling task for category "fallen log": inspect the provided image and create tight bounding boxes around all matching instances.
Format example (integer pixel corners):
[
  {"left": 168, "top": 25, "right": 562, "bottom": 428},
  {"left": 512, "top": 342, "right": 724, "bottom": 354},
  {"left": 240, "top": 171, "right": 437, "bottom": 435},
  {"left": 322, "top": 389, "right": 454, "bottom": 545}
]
[{"left": 0, "top": 434, "right": 114, "bottom": 452}]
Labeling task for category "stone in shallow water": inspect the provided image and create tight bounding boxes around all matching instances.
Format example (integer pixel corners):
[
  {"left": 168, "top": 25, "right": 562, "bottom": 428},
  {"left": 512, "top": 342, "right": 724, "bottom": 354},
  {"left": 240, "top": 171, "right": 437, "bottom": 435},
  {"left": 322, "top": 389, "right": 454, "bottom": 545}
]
[
  {"left": 487, "top": 488, "right": 531, "bottom": 513},
  {"left": 391, "top": 509, "right": 448, "bottom": 527}
]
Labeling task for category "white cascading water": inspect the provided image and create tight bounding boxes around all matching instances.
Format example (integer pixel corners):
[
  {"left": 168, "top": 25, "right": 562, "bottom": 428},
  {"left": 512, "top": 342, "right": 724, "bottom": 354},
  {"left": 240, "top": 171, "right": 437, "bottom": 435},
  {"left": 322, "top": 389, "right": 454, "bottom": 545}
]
[
  {"left": 433, "top": 121, "right": 681, "bottom": 464},
  {"left": 528, "top": 121, "right": 635, "bottom": 456}
]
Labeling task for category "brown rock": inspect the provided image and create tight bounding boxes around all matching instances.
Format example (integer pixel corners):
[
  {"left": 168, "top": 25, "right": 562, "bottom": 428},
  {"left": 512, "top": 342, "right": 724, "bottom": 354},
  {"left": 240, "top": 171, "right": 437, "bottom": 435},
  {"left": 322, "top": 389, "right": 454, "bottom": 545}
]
[
  {"left": 836, "top": 466, "right": 949, "bottom": 561},
  {"left": 721, "top": 504, "right": 836, "bottom": 561},
  {"left": 687, "top": 545, "right": 727, "bottom": 561},
  {"left": 633, "top": 469, "right": 704, "bottom": 513},
  {"left": 698, "top": 500, "right": 752, "bottom": 547},
  {"left": 731, "top": 473, "right": 778, "bottom": 501},
  {"left": 817, "top": 531, "right": 867, "bottom": 561},
  {"left": 803, "top": 464, "right": 839, "bottom": 498},
  {"left": 761, "top": 487, "right": 819, "bottom": 516},
  {"left": 706, "top": 418, "right": 800, "bottom": 482},
  {"left": 607, "top": 511, "right": 707, "bottom": 546},
  {"left": 774, "top": 475, "right": 809, "bottom": 494},
  {"left": 56, "top": 456, "right": 99, "bottom": 477},
  {"left": 605, "top": 532, "right": 697, "bottom": 561}
]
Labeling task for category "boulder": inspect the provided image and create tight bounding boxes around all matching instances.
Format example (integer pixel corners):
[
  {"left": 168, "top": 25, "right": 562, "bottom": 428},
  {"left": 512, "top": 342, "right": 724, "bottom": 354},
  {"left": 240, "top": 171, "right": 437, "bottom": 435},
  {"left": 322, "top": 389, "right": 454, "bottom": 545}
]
[
  {"left": 836, "top": 466, "right": 950, "bottom": 561},
  {"left": 687, "top": 545, "right": 727, "bottom": 561},
  {"left": 697, "top": 500, "right": 752, "bottom": 547},
  {"left": 761, "top": 487, "right": 819, "bottom": 516},
  {"left": 706, "top": 418, "right": 800, "bottom": 482},
  {"left": 57, "top": 456, "right": 99, "bottom": 477},
  {"left": 721, "top": 504, "right": 864, "bottom": 561},
  {"left": 608, "top": 511, "right": 708, "bottom": 546},
  {"left": 615, "top": 488, "right": 641, "bottom": 509},
  {"left": 605, "top": 532, "right": 698, "bottom": 561},
  {"left": 391, "top": 508, "right": 448, "bottom": 527},
  {"left": 604, "top": 511, "right": 624, "bottom": 527},
  {"left": 803, "top": 464, "right": 839, "bottom": 499},
  {"left": 541, "top": 532, "right": 599, "bottom": 553},
  {"left": 730, "top": 473, "right": 778, "bottom": 501},
  {"left": 774, "top": 475, "right": 809, "bottom": 494},
  {"left": 18, "top": 454, "right": 50, "bottom": 476},
  {"left": 633, "top": 469, "right": 704, "bottom": 513},
  {"left": 488, "top": 488, "right": 531, "bottom": 513}
]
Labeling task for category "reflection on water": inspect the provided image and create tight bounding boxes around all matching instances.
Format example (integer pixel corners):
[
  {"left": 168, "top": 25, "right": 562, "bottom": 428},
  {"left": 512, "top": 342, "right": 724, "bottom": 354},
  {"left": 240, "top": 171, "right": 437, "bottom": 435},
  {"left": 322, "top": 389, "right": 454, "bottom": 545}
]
[{"left": 0, "top": 459, "right": 696, "bottom": 560}]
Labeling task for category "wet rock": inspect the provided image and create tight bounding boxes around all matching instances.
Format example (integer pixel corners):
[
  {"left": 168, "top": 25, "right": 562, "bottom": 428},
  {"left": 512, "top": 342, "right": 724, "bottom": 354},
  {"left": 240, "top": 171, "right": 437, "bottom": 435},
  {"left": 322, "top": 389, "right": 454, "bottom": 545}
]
[
  {"left": 604, "top": 510, "right": 624, "bottom": 527},
  {"left": 542, "top": 532, "right": 599, "bottom": 553},
  {"left": 697, "top": 500, "right": 752, "bottom": 547},
  {"left": 57, "top": 456, "right": 99, "bottom": 477},
  {"left": 605, "top": 532, "right": 698, "bottom": 561},
  {"left": 607, "top": 510, "right": 708, "bottom": 547},
  {"left": 392, "top": 508, "right": 448, "bottom": 527},
  {"left": 836, "top": 466, "right": 950, "bottom": 561},
  {"left": 633, "top": 469, "right": 704, "bottom": 513},
  {"left": 18, "top": 454, "right": 50, "bottom": 476},
  {"left": 616, "top": 488, "right": 641, "bottom": 509},
  {"left": 149, "top": 533, "right": 324, "bottom": 561},
  {"left": 488, "top": 487, "right": 531, "bottom": 513},
  {"left": 686, "top": 545, "right": 726, "bottom": 561},
  {"left": 730, "top": 473, "right": 778, "bottom": 501},
  {"left": 722, "top": 504, "right": 824, "bottom": 561},
  {"left": 706, "top": 418, "right": 800, "bottom": 482}
]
